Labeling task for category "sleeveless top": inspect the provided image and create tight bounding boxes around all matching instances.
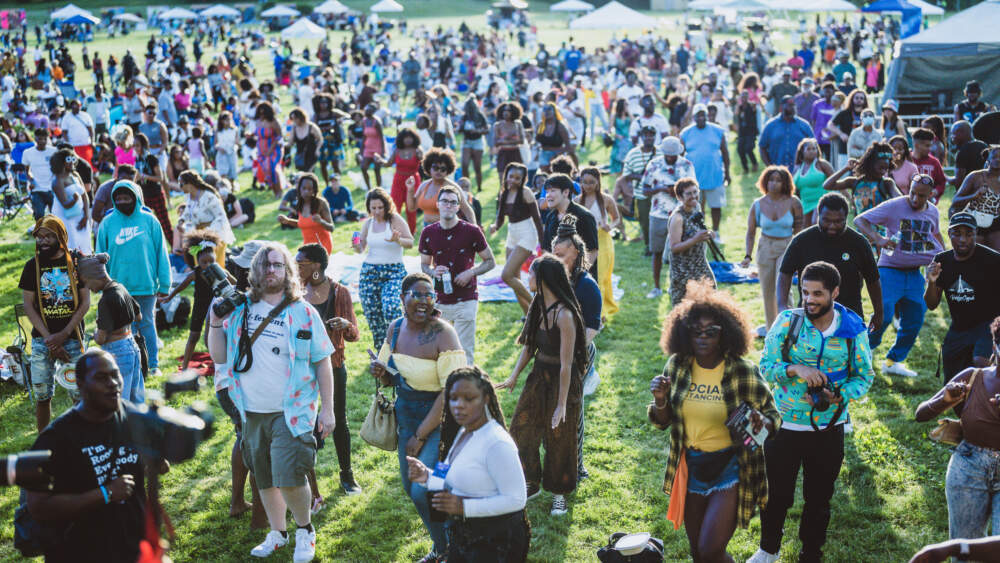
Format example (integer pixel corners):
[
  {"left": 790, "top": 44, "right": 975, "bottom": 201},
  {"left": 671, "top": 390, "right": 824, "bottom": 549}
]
[
  {"left": 534, "top": 303, "right": 563, "bottom": 364},
  {"left": 755, "top": 199, "right": 795, "bottom": 238},
  {"left": 967, "top": 185, "right": 1000, "bottom": 218},
  {"left": 536, "top": 125, "right": 562, "bottom": 149},
  {"left": 364, "top": 219, "right": 404, "bottom": 264},
  {"left": 138, "top": 121, "right": 163, "bottom": 149},
  {"left": 959, "top": 370, "right": 1000, "bottom": 450},
  {"left": 793, "top": 160, "right": 827, "bottom": 213},
  {"left": 853, "top": 178, "right": 889, "bottom": 215},
  {"left": 499, "top": 189, "right": 533, "bottom": 224}
]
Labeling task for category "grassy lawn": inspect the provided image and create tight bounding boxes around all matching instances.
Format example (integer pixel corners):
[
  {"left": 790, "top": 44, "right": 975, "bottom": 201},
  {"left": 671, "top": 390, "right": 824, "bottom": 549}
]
[{"left": 0, "top": 4, "right": 961, "bottom": 562}]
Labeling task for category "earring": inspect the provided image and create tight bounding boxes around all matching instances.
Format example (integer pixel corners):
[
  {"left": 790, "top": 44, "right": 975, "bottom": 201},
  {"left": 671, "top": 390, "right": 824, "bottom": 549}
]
[{"left": 312, "top": 271, "right": 321, "bottom": 280}]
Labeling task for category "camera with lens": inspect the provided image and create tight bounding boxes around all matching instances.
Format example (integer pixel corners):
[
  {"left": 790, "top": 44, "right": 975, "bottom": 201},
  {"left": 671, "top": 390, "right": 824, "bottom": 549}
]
[
  {"left": 1, "top": 451, "right": 52, "bottom": 490},
  {"left": 127, "top": 371, "right": 215, "bottom": 464},
  {"left": 200, "top": 262, "right": 247, "bottom": 318},
  {"left": 808, "top": 383, "right": 834, "bottom": 412}
]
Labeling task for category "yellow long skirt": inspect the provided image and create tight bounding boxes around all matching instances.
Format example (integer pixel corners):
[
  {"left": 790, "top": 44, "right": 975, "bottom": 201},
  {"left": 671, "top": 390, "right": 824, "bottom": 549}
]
[{"left": 597, "top": 228, "right": 618, "bottom": 316}]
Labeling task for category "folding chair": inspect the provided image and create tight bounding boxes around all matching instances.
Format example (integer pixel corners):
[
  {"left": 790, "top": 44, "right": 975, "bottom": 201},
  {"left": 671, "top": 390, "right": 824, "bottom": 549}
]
[
  {"left": 1, "top": 162, "right": 32, "bottom": 221},
  {"left": 9, "top": 304, "right": 34, "bottom": 401}
]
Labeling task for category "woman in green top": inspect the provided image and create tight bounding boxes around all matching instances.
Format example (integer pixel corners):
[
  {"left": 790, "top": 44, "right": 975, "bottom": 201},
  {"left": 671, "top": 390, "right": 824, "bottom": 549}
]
[
  {"left": 792, "top": 138, "right": 834, "bottom": 226},
  {"left": 822, "top": 141, "right": 901, "bottom": 217}
]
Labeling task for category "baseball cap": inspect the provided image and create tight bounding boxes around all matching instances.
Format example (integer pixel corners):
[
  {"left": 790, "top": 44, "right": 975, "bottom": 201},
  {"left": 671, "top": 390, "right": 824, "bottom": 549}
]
[
  {"left": 882, "top": 99, "right": 899, "bottom": 112},
  {"left": 949, "top": 211, "right": 977, "bottom": 231},
  {"left": 803, "top": 77, "right": 815, "bottom": 85},
  {"left": 692, "top": 103, "right": 708, "bottom": 116},
  {"left": 660, "top": 136, "right": 683, "bottom": 156},
  {"left": 782, "top": 66, "right": 792, "bottom": 75}
]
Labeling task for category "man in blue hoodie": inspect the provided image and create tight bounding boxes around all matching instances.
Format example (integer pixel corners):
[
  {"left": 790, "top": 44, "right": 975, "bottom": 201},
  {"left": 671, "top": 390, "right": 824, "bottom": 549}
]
[
  {"left": 749, "top": 261, "right": 874, "bottom": 563},
  {"left": 96, "top": 180, "right": 171, "bottom": 378}
]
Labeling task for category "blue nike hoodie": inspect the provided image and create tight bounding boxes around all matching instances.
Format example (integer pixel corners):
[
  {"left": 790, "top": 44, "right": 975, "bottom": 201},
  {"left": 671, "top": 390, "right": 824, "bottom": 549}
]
[{"left": 96, "top": 180, "right": 171, "bottom": 297}]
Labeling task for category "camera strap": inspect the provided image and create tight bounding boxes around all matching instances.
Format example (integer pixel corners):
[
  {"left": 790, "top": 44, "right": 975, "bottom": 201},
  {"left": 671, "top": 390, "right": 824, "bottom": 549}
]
[{"left": 233, "top": 296, "right": 293, "bottom": 373}]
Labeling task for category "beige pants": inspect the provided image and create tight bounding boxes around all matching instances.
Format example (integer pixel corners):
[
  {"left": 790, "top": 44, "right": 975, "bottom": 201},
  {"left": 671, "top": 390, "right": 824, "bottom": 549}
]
[
  {"left": 437, "top": 299, "right": 478, "bottom": 365},
  {"left": 757, "top": 235, "right": 792, "bottom": 330}
]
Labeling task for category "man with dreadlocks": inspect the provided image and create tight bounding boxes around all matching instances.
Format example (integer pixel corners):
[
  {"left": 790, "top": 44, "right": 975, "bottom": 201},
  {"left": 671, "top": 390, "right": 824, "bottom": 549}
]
[
  {"left": 498, "top": 254, "right": 589, "bottom": 517},
  {"left": 19, "top": 215, "right": 91, "bottom": 431},
  {"left": 406, "top": 366, "right": 530, "bottom": 562},
  {"left": 551, "top": 215, "right": 603, "bottom": 483}
]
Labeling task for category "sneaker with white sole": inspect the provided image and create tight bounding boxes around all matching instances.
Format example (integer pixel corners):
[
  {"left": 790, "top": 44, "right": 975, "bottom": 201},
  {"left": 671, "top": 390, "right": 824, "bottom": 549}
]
[
  {"left": 646, "top": 287, "right": 663, "bottom": 299},
  {"left": 747, "top": 548, "right": 779, "bottom": 563},
  {"left": 550, "top": 494, "right": 568, "bottom": 515},
  {"left": 293, "top": 527, "right": 316, "bottom": 563},
  {"left": 250, "top": 530, "right": 288, "bottom": 558},
  {"left": 883, "top": 361, "right": 918, "bottom": 378},
  {"left": 583, "top": 370, "right": 601, "bottom": 396}
]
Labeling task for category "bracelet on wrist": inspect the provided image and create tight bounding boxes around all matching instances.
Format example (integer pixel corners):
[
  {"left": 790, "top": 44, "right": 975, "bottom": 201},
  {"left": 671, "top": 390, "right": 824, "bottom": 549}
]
[
  {"left": 99, "top": 485, "right": 110, "bottom": 504},
  {"left": 653, "top": 399, "right": 667, "bottom": 410}
]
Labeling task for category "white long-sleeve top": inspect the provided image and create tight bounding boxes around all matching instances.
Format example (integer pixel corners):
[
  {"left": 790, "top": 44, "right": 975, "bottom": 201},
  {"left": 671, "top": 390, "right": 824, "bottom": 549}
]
[{"left": 442, "top": 419, "right": 527, "bottom": 518}]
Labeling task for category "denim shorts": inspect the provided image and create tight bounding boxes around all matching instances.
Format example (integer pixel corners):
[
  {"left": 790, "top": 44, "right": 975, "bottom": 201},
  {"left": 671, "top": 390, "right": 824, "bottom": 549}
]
[
  {"left": 686, "top": 446, "right": 739, "bottom": 496},
  {"left": 30, "top": 336, "right": 82, "bottom": 402}
]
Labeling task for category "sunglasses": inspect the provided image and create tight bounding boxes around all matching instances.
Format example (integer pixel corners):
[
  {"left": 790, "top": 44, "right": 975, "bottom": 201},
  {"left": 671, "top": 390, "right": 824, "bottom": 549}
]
[
  {"left": 407, "top": 290, "right": 436, "bottom": 301},
  {"left": 914, "top": 175, "right": 933, "bottom": 186},
  {"left": 430, "top": 164, "right": 448, "bottom": 171},
  {"left": 688, "top": 324, "right": 722, "bottom": 338}
]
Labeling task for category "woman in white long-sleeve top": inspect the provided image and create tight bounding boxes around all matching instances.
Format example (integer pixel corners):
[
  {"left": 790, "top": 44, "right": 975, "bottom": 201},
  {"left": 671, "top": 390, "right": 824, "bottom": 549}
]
[{"left": 407, "top": 366, "right": 530, "bottom": 563}]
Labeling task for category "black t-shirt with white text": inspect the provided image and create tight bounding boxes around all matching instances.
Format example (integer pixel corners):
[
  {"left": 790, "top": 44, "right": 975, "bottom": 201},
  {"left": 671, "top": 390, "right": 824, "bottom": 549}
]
[
  {"left": 18, "top": 252, "right": 86, "bottom": 338},
  {"left": 779, "top": 226, "right": 880, "bottom": 317},
  {"left": 30, "top": 405, "right": 146, "bottom": 563},
  {"left": 933, "top": 245, "right": 1000, "bottom": 331}
]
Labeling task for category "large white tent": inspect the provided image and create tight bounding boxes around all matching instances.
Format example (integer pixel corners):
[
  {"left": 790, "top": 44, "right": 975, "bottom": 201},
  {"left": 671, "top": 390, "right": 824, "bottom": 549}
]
[
  {"left": 158, "top": 7, "right": 199, "bottom": 19},
  {"left": 551, "top": 0, "right": 595, "bottom": 11},
  {"left": 281, "top": 17, "right": 327, "bottom": 39},
  {"left": 261, "top": 5, "right": 301, "bottom": 17},
  {"left": 903, "top": 0, "right": 944, "bottom": 15},
  {"left": 765, "top": 0, "right": 857, "bottom": 10},
  {"left": 112, "top": 12, "right": 144, "bottom": 23},
  {"left": 569, "top": 1, "right": 657, "bottom": 29},
  {"left": 314, "top": 0, "right": 351, "bottom": 14},
  {"left": 716, "top": 0, "right": 771, "bottom": 11},
  {"left": 50, "top": 3, "right": 96, "bottom": 20},
  {"left": 200, "top": 4, "right": 241, "bottom": 18},
  {"left": 370, "top": 0, "right": 404, "bottom": 12}
]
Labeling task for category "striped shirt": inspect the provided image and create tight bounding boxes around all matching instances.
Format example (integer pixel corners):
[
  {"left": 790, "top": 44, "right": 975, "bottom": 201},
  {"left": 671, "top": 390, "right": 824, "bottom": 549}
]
[{"left": 623, "top": 146, "right": 662, "bottom": 200}]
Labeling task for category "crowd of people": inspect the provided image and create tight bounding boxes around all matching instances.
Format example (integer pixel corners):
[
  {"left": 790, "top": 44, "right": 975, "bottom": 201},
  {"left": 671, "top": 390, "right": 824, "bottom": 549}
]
[{"left": 3, "top": 6, "right": 1000, "bottom": 563}]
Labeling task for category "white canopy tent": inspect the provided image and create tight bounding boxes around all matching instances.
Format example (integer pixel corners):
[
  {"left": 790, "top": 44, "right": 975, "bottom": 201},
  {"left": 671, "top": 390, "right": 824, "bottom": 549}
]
[
  {"left": 200, "top": 4, "right": 241, "bottom": 18},
  {"left": 314, "top": 0, "right": 351, "bottom": 14},
  {"left": 716, "top": 0, "right": 771, "bottom": 11},
  {"left": 50, "top": 4, "right": 96, "bottom": 20},
  {"left": 901, "top": 0, "right": 945, "bottom": 15},
  {"left": 281, "top": 17, "right": 327, "bottom": 39},
  {"left": 569, "top": 1, "right": 658, "bottom": 29},
  {"left": 112, "top": 13, "right": 144, "bottom": 23},
  {"left": 370, "top": 0, "right": 404, "bottom": 12},
  {"left": 261, "top": 5, "right": 301, "bottom": 18},
  {"left": 551, "top": 0, "right": 595, "bottom": 11},
  {"left": 765, "top": 0, "right": 857, "bottom": 10},
  {"left": 158, "top": 7, "right": 199, "bottom": 19}
]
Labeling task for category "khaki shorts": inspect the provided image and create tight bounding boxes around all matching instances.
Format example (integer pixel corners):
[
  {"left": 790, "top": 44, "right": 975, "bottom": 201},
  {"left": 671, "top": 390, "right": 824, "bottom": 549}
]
[{"left": 241, "top": 411, "right": 316, "bottom": 489}]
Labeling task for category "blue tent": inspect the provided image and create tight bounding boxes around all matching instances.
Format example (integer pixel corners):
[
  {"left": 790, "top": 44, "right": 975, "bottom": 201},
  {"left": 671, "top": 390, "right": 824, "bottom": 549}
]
[
  {"left": 61, "top": 13, "right": 99, "bottom": 25},
  {"left": 862, "top": 0, "right": 921, "bottom": 37}
]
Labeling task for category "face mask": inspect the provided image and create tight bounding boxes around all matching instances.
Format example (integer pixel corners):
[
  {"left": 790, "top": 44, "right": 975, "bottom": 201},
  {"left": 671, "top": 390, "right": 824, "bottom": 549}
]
[{"left": 862, "top": 116, "right": 875, "bottom": 127}]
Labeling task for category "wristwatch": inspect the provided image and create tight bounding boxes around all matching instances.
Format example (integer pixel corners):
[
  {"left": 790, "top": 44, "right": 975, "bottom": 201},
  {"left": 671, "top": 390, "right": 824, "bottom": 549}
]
[{"left": 959, "top": 541, "right": 970, "bottom": 557}]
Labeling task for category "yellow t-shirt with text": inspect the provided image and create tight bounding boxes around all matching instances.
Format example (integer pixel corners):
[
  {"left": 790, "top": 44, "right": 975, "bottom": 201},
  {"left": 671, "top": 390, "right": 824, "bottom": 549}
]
[{"left": 681, "top": 362, "right": 732, "bottom": 452}]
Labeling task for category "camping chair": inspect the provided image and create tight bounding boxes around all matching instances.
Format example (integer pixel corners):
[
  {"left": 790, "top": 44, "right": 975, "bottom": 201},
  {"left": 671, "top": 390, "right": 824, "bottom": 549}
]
[
  {"left": 1, "top": 163, "right": 32, "bottom": 222},
  {"left": 57, "top": 80, "right": 78, "bottom": 102},
  {"left": 9, "top": 304, "right": 34, "bottom": 401}
]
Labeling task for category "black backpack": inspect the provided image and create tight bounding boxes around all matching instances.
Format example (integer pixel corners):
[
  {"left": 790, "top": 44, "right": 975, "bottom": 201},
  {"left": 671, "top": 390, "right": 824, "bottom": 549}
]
[{"left": 596, "top": 532, "right": 664, "bottom": 563}]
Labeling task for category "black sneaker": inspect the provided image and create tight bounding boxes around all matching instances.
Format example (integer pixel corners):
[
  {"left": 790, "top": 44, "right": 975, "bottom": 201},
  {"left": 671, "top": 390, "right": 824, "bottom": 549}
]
[
  {"left": 417, "top": 552, "right": 440, "bottom": 563},
  {"left": 577, "top": 467, "right": 590, "bottom": 482},
  {"left": 340, "top": 471, "right": 362, "bottom": 496},
  {"left": 526, "top": 483, "right": 541, "bottom": 501}
]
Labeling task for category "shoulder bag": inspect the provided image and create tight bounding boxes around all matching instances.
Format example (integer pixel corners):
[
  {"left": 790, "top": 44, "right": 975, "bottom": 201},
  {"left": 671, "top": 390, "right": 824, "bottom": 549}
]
[
  {"left": 929, "top": 369, "right": 980, "bottom": 447},
  {"left": 360, "top": 321, "right": 399, "bottom": 451}
]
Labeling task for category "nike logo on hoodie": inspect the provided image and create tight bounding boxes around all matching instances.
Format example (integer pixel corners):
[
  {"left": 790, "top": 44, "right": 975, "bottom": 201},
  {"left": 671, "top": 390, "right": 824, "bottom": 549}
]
[{"left": 115, "top": 226, "right": 143, "bottom": 245}]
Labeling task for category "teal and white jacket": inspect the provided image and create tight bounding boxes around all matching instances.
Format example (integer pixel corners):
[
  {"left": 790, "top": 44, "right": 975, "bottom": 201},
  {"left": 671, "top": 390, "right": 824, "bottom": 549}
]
[{"left": 760, "top": 303, "right": 874, "bottom": 429}]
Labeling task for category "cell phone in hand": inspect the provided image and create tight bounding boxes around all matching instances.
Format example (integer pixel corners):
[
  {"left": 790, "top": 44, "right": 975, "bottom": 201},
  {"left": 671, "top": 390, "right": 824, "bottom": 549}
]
[{"left": 368, "top": 348, "right": 399, "bottom": 376}]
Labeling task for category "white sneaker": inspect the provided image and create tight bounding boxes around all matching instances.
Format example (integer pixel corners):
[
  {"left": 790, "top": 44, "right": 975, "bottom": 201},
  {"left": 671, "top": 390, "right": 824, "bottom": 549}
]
[
  {"left": 250, "top": 530, "right": 288, "bottom": 558},
  {"left": 550, "top": 494, "right": 568, "bottom": 515},
  {"left": 583, "top": 371, "right": 601, "bottom": 396},
  {"left": 747, "top": 548, "right": 779, "bottom": 563},
  {"left": 293, "top": 527, "right": 316, "bottom": 563},
  {"left": 884, "top": 361, "right": 918, "bottom": 378},
  {"left": 646, "top": 287, "right": 663, "bottom": 299},
  {"left": 712, "top": 233, "right": 723, "bottom": 245}
]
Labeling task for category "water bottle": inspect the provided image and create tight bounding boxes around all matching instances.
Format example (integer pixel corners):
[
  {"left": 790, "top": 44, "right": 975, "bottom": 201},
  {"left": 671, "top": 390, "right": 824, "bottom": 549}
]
[
  {"left": 441, "top": 271, "right": 453, "bottom": 295},
  {"left": 883, "top": 231, "right": 902, "bottom": 257}
]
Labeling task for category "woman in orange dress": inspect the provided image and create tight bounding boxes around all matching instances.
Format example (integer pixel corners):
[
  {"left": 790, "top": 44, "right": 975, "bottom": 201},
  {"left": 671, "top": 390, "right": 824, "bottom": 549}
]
[{"left": 278, "top": 173, "right": 334, "bottom": 253}]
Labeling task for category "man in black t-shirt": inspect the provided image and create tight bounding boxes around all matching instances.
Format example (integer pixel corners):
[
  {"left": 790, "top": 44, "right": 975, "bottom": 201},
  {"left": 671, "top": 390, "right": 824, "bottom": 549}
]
[
  {"left": 953, "top": 80, "right": 995, "bottom": 124},
  {"left": 949, "top": 120, "right": 988, "bottom": 191},
  {"left": 18, "top": 216, "right": 90, "bottom": 431},
  {"left": 541, "top": 174, "right": 599, "bottom": 269},
  {"left": 925, "top": 212, "right": 1000, "bottom": 380},
  {"left": 26, "top": 350, "right": 147, "bottom": 563},
  {"left": 778, "top": 193, "right": 883, "bottom": 329}
]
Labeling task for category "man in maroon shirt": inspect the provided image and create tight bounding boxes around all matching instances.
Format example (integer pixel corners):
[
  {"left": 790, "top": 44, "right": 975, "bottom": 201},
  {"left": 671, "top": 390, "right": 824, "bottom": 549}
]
[
  {"left": 418, "top": 185, "right": 496, "bottom": 364},
  {"left": 911, "top": 128, "right": 947, "bottom": 201}
]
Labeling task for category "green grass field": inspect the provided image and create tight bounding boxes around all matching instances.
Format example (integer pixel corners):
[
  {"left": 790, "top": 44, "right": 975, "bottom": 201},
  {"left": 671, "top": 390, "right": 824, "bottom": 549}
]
[{"left": 0, "top": 4, "right": 964, "bottom": 562}]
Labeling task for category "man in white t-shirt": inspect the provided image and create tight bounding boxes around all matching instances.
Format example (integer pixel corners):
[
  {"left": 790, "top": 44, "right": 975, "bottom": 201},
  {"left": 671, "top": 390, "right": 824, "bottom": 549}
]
[
  {"left": 60, "top": 99, "right": 95, "bottom": 166},
  {"left": 582, "top": 69, "right": 610, "bottom": 136},
  {"left": 297, "top": 77, "right": 315, "bottom": 120},
  {"left": 629, "top": 94, "right": 670, "bottom": 146},
  {"left": 616, "top": 70, "right": 644, "bottom": 117},
  {"left": 21, "top": 128, "right": 57, "bottom": 220},
  {"left": 560, "top": 88, "right": 586, "bottom": 149}
]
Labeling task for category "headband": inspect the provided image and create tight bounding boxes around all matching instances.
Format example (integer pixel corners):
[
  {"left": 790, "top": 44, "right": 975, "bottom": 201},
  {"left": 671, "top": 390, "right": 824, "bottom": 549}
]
[{"left": 189, "top": 240, "right": 217, "bottom": 259}]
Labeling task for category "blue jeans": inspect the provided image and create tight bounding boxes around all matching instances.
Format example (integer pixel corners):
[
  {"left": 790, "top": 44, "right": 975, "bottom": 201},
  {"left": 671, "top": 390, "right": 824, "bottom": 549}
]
[
  {"left": 102, "top": 337, "right": 144, "bottom": 403},
  {"left": 30, "top": 191, "right": 54, "bottom": 221},
  {"left": 395, "top": 379, "right": 446, "bottom": 555},
  {"left": 868, "top": 267, "right": 926, "bottom": 362},
  {"left": 29, "top": 336, "right": 82, "bottom": 401},
  {"left": 946, "top": 440, "right": 1000, "bottom": 559},
  {"left": 132, "top": 295, "right": 159, "bottom": 370}
]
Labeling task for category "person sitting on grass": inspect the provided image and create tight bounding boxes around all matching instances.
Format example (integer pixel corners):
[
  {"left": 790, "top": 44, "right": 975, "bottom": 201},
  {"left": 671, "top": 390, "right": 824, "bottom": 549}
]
[
  {"left": 158, "top": 230, "right": 236, "bottom": 372},
  {"left": 321, "top": 174, "right": 362, "bottom": 223}
]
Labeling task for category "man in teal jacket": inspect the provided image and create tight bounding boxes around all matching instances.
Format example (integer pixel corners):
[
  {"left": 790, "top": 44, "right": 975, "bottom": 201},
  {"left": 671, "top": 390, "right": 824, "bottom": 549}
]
[
  {"left": 749, "top": 261, "right": 874, "bottom": 563},
  {"left": 96, "top": 180, "right": 171, "bottom": 378}
]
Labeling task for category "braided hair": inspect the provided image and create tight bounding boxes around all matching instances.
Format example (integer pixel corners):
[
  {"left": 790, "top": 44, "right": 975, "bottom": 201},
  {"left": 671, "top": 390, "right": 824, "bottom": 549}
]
[
  {"left": 517, "top": 254, "right": 588, "bottom": 371},
  {"left": 438, "top": 366, "right": 507, "bottom": 461},
  {"left": 553, "top": 215, "right": 590, "bottom": 283}
]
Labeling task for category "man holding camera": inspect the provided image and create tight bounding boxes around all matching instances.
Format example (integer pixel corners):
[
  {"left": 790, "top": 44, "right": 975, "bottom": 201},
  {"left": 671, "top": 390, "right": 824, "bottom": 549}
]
[
  {"left": 751, "top": 261, "right": 874, "bottom": 563},
  {"left": 638, "top": 135, "right": 693, "bottom": 299},
  {"left": 208, "top": 242, "right": 336, "bottom": 563},
  {"left": 25, "top": 350, "right": 147, "bottom": 563},
  {"left": 96, "top": 180, "right": 171, "bottom": 380}
]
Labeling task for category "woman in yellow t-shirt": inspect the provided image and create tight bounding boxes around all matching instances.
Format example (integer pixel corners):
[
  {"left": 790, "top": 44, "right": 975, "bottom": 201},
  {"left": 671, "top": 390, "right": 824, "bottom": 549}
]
[{"left": 648, "top": 280, "right": 780, "bottom": 562}]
